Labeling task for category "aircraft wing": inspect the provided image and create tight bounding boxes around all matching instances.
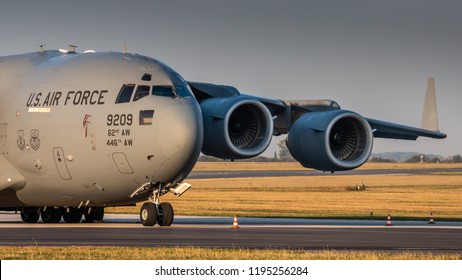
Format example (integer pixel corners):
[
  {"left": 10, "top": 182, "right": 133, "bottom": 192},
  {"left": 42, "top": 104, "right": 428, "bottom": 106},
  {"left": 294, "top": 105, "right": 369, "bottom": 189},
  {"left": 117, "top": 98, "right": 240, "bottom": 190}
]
[
  {"left": 189, "top": 78, "right": 446, "bottom": 171},
  {"left": 188, "top": 81, "right": 341, "bottom": 135},
  {"left": 366, "top": 118, "right": 446, "bottom": 140},
  {"left": 188, "top": 79, "right": 446, "bottom": 140},
  {"left": 366, "top": 77, "right": 446, "bottom": 140}
]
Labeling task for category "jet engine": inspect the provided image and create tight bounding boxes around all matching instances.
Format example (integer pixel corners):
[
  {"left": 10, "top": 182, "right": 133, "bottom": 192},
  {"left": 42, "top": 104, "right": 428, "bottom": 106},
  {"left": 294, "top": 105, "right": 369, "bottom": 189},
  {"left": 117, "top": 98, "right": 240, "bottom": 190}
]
[
  {"left": 286, "top": 110, "right": 373, "bottom": 171},
  {"left": 200, "top": 95, "right": 273, "bottom": 159}
]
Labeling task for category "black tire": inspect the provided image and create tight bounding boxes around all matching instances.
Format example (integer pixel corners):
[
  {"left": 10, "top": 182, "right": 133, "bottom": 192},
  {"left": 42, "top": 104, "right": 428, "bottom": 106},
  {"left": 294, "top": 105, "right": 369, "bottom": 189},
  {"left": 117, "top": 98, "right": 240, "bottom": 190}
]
[
  {"left": 63, "top": 208, "right": 83, "bottom": 223},
  {"left": 84, "top": 207, "right": 104, "bottom": 223},
  {"left": 140, "top": 202, "right": 157, "bottom": 226},
  {"left": 41, "top": 208, "right": 63, "bottom": 223},
  {"left": 20, "top": 208, "right": 40, "bottom": 223},
  {"left": 157, "top": 202, "right": 174, "bottom": 226}
]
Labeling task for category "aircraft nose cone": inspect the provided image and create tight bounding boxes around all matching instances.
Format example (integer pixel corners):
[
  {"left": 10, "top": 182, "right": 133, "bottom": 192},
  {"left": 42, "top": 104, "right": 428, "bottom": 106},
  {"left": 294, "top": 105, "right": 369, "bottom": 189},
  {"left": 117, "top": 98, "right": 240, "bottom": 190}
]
[{"left": 155, "top": 98, "right": 203, "bottom": 182}]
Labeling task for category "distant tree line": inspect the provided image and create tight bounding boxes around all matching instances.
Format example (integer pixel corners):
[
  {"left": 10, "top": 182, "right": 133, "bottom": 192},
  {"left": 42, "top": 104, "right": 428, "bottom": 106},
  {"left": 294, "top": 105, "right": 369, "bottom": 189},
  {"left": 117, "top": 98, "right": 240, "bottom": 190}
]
[
  {"left": 370, "top": 154, "right": 462, "bottom": 163},
  {"left": 197, "top": 138, "right": 462, "bottom": 163},
  {"left": 198, "top": 138, "right": 296, "bottom": 162},
  {"left": 198, "top": 154, "right": 278, "bottom": 162},
  {"left": 368, "top": 157, "right": 397, "bottom": 163}
]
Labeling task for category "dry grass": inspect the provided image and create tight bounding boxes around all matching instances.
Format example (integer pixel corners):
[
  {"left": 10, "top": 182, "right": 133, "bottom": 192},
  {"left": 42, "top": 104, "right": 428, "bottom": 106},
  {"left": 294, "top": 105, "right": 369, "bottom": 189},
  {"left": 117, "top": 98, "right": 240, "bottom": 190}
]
[
  {"left": 110, "top": 173, "right": 462, "bottom": 220},
  {"left": 1, "top": 246, "right": 460, "bottom": 260}
]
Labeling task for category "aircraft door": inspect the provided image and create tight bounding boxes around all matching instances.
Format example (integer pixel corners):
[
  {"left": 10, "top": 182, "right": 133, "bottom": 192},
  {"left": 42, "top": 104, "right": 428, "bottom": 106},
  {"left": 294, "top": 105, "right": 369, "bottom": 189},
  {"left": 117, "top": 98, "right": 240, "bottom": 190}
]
[
  {"left": 53, "top": 147, "right": 72, "bottom": 180},
  {"left": 0, "top": 123, "right": 7, "bottom": 156}
]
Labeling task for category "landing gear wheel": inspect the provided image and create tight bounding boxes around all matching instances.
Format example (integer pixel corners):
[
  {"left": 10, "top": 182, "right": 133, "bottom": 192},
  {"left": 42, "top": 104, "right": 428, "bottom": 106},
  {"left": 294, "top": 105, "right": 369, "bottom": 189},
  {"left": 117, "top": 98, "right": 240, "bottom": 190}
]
[
  {"left": 63, "top": 208, "right": 83, "bottom": 223},
  {"left": 157, "top": 202, "right": 174, "bottom": 226},
  {"left": 21, "top": 208, "right": 40, "bottom": 223},
  {"left": 84, "top": 207, "right": 104, "bottom": 223},
  {"left": 140, "top": 202, "right": 157, "bottom": 226},
  {"left": 41, "top": 208, "right": 63, "bottom": 223}
]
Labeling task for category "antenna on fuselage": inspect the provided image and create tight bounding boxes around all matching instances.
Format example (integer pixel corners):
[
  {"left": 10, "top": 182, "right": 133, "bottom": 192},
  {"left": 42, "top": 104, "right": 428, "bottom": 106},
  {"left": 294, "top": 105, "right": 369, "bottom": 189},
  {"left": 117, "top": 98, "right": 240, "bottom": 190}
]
[
  {"left": 39, "top": 44, "right": 46, "bottom": 53},
  {"left": 123, "top": 44, "right": 127, "bottom": 54}
]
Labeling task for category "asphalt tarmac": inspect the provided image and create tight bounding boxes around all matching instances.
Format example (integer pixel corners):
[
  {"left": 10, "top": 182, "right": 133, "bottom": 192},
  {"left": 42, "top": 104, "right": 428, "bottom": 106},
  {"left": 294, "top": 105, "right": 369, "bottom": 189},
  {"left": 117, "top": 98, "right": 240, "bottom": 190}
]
[
  {"left": 1, "top": 213, "right": 461, "bottom": 252},
  {"left": 1, "top": 167, "right": 461, "bottom": 252}
]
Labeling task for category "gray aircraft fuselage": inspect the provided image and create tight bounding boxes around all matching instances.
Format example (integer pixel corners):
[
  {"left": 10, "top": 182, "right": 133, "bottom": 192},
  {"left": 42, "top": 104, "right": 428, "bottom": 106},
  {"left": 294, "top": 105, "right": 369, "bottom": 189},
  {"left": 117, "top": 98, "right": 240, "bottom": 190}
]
[
  {"left": 0, "top": 50, "right": 203, "bottom": 208},
  {"left": 0, "top": 49, "right": 446, "bottom": 226}
]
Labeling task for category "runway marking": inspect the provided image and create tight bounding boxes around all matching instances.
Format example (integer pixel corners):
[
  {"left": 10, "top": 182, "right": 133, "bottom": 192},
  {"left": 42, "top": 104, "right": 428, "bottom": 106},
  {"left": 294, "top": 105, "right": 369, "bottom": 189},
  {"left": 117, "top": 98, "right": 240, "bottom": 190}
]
[
  {"left": 1, "top": 213, "right": 461, "bottom": 229},
  {"left": 0, "top": 223, "right": 461, "bottom": 230}
]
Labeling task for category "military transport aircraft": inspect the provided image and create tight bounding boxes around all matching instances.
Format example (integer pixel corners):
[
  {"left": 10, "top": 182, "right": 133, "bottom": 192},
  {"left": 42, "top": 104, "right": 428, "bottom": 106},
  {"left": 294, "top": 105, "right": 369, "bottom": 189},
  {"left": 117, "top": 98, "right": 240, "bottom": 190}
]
[{"left": 0, "top": 47, "right": 446, "bottom": 226}]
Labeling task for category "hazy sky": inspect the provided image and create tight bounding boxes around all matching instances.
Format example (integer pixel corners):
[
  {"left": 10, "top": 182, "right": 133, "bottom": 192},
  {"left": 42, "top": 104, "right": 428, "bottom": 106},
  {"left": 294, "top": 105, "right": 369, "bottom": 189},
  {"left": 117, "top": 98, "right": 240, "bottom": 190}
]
[{"left": 1, "top": 0, "right": 461, "bottom": 157}]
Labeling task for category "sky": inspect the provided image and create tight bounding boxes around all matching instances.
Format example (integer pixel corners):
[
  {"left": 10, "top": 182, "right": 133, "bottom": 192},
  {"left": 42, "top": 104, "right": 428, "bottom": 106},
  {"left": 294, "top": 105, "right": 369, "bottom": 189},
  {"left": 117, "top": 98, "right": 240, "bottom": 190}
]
[{"left": 1, "top": 0, "right": 461, "bottom": 157}]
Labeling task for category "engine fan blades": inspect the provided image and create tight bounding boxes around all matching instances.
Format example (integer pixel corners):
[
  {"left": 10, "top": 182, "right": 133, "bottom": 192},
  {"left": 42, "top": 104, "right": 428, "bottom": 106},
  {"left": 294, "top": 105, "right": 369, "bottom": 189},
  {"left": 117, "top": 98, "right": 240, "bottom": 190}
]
[
  {"left": 329, "top": 118, "right": 358, "bottom": 160},
  {"left": 228, "top": 105, "right": 259, "bottom": 148}
]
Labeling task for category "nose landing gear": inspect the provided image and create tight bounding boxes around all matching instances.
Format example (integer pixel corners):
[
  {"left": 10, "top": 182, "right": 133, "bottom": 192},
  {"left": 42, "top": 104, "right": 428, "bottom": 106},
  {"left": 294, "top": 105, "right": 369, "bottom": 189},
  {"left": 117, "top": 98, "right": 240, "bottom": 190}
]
[
  {"left": 140, "top": 185, "right": 174, "bottom": 227},
  {"left": 157, "top": 202, "right": 174, "bottom": 226},
  {"left": 140, "top": 202, "right": 157, "bottom": 226},
  {"left": 140, "top": 202, "right": 174, "bottom": 227}
]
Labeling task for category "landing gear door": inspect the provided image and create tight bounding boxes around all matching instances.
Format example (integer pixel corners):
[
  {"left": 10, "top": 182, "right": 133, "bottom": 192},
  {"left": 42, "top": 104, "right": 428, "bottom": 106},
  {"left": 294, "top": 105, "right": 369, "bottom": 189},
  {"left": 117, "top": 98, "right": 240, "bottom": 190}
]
[{"left": 53, "top": 147, "right": 71, "bottom": 180}]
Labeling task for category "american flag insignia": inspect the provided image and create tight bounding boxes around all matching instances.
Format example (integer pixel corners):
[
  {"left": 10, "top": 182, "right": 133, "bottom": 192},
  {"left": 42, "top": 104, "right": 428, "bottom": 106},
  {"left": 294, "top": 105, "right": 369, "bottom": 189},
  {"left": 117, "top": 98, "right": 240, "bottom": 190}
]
[{"left": 83, "top": 114, "right": 91, "bottom": 138}]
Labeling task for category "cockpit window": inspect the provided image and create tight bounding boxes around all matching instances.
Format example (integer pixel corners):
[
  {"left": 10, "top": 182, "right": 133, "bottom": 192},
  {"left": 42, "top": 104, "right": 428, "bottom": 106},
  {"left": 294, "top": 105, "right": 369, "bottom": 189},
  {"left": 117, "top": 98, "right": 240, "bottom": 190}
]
[
  {"left": 174, "top": 85, "right": 193, "bottom": 98},
  {"left": 115, "top": 84, "right": 135, "bottom": 104},
  {"left": 133, "top": 85, "right": 150, "bottom": 101},
  {"left": 152, "top": 85, "right": 175, "bottom": 98}
]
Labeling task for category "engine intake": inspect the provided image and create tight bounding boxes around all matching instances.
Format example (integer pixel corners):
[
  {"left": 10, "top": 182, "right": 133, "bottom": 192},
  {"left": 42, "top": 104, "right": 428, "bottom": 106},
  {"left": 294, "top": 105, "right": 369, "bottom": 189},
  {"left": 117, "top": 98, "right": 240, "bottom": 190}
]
[
  {"left": 286, "top": 110, "right": 373, "bottom": 171},
  {"left": 200, "top": 95, "right": 273, "bottom": 159}
]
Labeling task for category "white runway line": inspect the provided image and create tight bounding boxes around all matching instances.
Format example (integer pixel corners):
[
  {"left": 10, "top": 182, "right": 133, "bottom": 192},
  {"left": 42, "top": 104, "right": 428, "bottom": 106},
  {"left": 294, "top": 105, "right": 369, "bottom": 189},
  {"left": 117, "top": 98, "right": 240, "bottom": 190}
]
[{"left": 1, "top": 213, "right": 461, "bottom": 229}]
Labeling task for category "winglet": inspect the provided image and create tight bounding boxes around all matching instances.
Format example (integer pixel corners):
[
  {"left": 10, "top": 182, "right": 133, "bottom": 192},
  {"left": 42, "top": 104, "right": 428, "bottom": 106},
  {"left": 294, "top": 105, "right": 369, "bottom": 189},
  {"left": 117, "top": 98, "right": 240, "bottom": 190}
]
[{"left": 421, "top": 77, "right": 440, "bottom": 131}]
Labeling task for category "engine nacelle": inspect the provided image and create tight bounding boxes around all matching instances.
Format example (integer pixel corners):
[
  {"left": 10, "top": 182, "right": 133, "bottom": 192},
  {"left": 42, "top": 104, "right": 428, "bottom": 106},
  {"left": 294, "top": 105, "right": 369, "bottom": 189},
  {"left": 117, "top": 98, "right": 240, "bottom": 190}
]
[
  {"left": 200, "top": 95, "right": 273, "bottom": 159},
  {"left": 287, "top": 110, "right": 373, "bottom": 171}
]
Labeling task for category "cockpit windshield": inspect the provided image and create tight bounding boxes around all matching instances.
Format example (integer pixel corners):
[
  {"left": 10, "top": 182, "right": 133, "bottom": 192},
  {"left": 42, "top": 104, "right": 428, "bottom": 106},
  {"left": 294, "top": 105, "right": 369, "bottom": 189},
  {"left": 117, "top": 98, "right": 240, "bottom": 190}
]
[
  {"left": 115, "top": 84, "right": 135, "bottom": 103},
  {"left": 116, "top": 84, "right": 179, "bottom": 103},
  {"left": 133, "top": 85, "right": 150, "bottom": 101},
  {"left": 153, "top": 59, "right": 193, "bottom": 98},
  {"left": 174, "top": 84, "right": 192, "bottom": 98},
  {"left": 152, "top": 85, "right": 175, "bottom": 97},
  {"left": 115, "top": 57, "right": 194, "bottom": 104}
]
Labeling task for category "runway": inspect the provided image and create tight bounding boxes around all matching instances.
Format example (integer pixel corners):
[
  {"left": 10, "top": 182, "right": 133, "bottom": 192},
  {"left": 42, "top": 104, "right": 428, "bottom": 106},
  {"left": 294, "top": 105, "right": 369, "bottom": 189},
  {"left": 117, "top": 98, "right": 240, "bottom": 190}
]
[
  {"left": 1, "top": 213, "right": 461, "bottom": 252},
  {"left": 189, "top": 167, "right": 462, "bottom": 179},
  {"left": 1, "top": 167, "right": 461, "bottom": 252}
]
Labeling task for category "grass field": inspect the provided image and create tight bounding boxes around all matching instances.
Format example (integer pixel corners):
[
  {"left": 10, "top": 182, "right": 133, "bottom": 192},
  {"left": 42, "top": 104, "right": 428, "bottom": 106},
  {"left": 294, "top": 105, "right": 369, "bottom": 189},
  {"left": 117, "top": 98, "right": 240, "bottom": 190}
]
[
  {"left": 110, "top": 162, "right": 462, "bottom": 220},
  {"left": 1, "top": 246, "right": 460, "bottom": 260}
]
